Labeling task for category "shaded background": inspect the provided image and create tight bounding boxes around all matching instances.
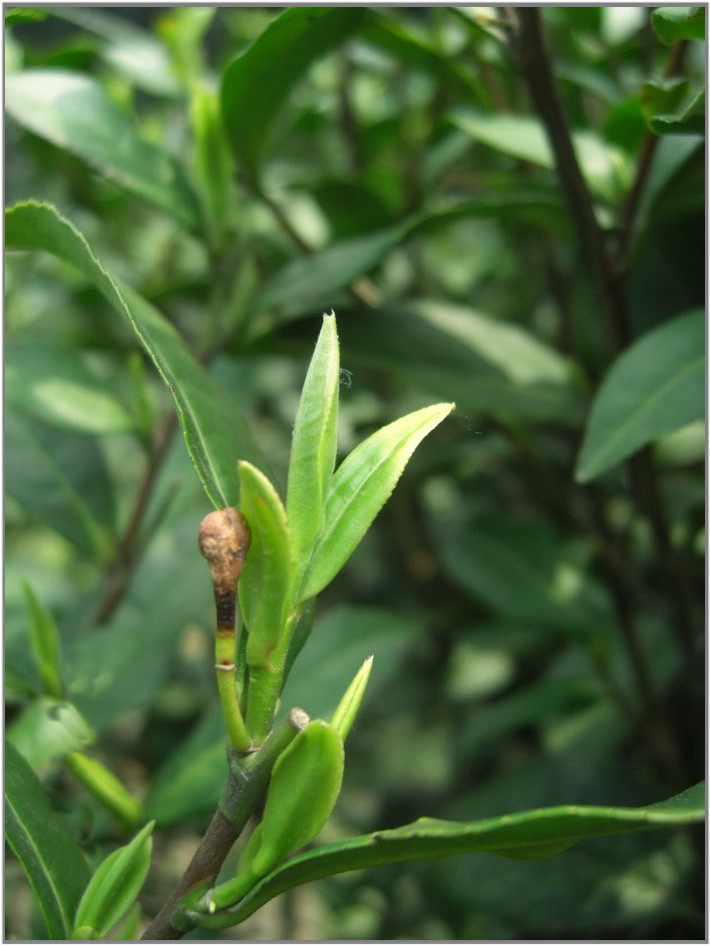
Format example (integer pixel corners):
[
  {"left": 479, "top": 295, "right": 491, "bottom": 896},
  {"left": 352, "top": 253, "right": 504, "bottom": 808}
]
[{"left": 5, "top": 6, "right": 705, "bottom": 939}]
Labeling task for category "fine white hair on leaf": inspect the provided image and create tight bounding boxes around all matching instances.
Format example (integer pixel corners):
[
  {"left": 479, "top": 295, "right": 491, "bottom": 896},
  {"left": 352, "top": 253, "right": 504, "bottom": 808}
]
[{"left": 339, "top": 367, "right": 353, "bottom": 388}]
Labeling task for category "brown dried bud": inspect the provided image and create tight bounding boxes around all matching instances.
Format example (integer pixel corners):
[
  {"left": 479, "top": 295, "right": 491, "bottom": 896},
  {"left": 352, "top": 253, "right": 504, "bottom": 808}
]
[{"left": 198, "top": 508, "right": 251, "bottom": 597}]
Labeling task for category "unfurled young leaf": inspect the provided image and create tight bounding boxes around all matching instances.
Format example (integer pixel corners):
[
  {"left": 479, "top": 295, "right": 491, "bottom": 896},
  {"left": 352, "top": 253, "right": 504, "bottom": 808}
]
[
  {"left": 301, "top": 403, "right": 455, "bottom": 599},
  {"left": 287, "top": 313, "right": 340, "bottom": 571},
  {"left": 71, "top": 820, "right": 155, "bottom": 939},
  {"left": 330, "top": 655, "right": 374, "bottom": 742}
]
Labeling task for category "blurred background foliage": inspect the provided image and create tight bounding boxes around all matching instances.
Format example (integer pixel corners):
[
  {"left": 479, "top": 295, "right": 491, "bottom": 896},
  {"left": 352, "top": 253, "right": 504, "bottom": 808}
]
[{"left": 5, "top": 6, "right": 704, "bottom": 940}]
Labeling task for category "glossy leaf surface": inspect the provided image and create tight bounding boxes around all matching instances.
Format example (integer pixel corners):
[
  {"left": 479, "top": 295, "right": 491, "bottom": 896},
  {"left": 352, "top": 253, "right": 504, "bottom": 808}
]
[
  {"left": 5, "top": 742, "right": 90, "bottom": 939},
  {"left": 576, "top": 309, "right": 704, "bottom": 482},
  {"left": 198, "top": 781, "right": 705, "bottom": 927},
  {"left": 6, "top": 201, "right": 267, "bottom": 507},
  {"left": 302, "top": 403, "right": 454, "bottom": 599}
]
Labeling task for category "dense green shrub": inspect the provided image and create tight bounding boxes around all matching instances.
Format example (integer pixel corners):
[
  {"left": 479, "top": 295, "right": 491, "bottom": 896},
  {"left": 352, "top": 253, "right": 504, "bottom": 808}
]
[{"left": 5, "top": 7, "right": 704, "bottom": 940}]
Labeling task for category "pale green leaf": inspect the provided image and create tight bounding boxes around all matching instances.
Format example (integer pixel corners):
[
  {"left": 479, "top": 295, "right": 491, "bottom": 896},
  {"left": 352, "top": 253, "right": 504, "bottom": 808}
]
[
  {"left": 286, "top": 313, "right": 340, "bottom": 568},
  {"left": 72, "top": 821, "right": 154, "bottom": 938},
  {"left": 302, "top": 403, "right": 454, "bottom": 599}
]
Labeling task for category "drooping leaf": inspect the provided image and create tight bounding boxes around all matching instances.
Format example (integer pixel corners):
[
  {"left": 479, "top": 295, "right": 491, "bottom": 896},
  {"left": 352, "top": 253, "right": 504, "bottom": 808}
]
[
  {"left": 220, "top": 7, "right": 367, "bottom": 174},
  {"left": 301, "top": 403, "right": 454, "bottom": 600},
  {"left": 6, "top": 201, "right": 268, "bottom": 507},
  {"left": 5, "top": 70, "right": 199, "bottom": 229},
  {"left": 5, "top": 741, "right": 90, "bottom": 939},
  {"left": 197, "top": 782, "right": 705, "bottom": 928},
  {"left": 651, "top": 7, "right": 705, "bottom": 44},
  {"left": 6, "top": 340, "right": 134, "bottom": 436},
  {"left": 286, "top": 313, "right": 340, "bottom": 569},
  {"left": 576, "top": 310, "right": 704, "bottom": 482},
  {"left": 6, "top": 697, "right": 94, "bottom": 772},
  {"left": 71, "top": 821, "right": 154, "bottom": 939},
  {"left": 22, "top": 581, "right": 63, "bottom": 699}
]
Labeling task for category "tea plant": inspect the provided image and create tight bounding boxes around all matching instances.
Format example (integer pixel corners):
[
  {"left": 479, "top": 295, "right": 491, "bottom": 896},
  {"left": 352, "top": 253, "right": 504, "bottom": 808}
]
[{"left": 5, "top": 7, "right": 704, "bottom": 939}]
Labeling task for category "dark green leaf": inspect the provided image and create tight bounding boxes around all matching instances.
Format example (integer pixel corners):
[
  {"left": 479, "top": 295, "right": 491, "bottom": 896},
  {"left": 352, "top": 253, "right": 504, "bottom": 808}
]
[
  {"left": 5, "top": 741, "right": 90, "bottom": 938},
  {"left": 651, "top": 7, "right": 705, "bottom": 44},
  {"left": 5, "top": 70, "right": 199, "bottom": 229},
  {"left": 196, "top": 782, "right": 705, "bottom": 928},
  {"left": 576, "top": 310, "right": 704, "bottom": 482},
  {"left": 6, "top": 201, "right": 269, "bottom": 507},
  {"left": 220, "top": 7, "right": 367, "bottom": 174}
]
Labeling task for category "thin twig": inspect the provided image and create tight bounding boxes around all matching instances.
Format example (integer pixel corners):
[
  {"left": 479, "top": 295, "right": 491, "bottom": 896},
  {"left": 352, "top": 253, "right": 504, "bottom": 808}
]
[
  {"left": 141, "top": 710, "right": 307, "bottom": 940},
  {"left": 93, "top": 414, "right": 178, "bottom": 625},
  {"left": 511, "top": 8, "right": 632, "bottom": 352}
]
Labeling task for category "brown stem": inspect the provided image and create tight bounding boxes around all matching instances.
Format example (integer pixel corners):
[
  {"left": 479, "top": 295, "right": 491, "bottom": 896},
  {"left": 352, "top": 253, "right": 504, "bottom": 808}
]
[
  {"left": 512, "top": 8, "right": 632, "bottom": 353},
  {"left": 94, "top": 414, "right": 178, "bottom": 625},
  {"left": 141, "top": 709, "right": 308, "bottom": 940}
]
